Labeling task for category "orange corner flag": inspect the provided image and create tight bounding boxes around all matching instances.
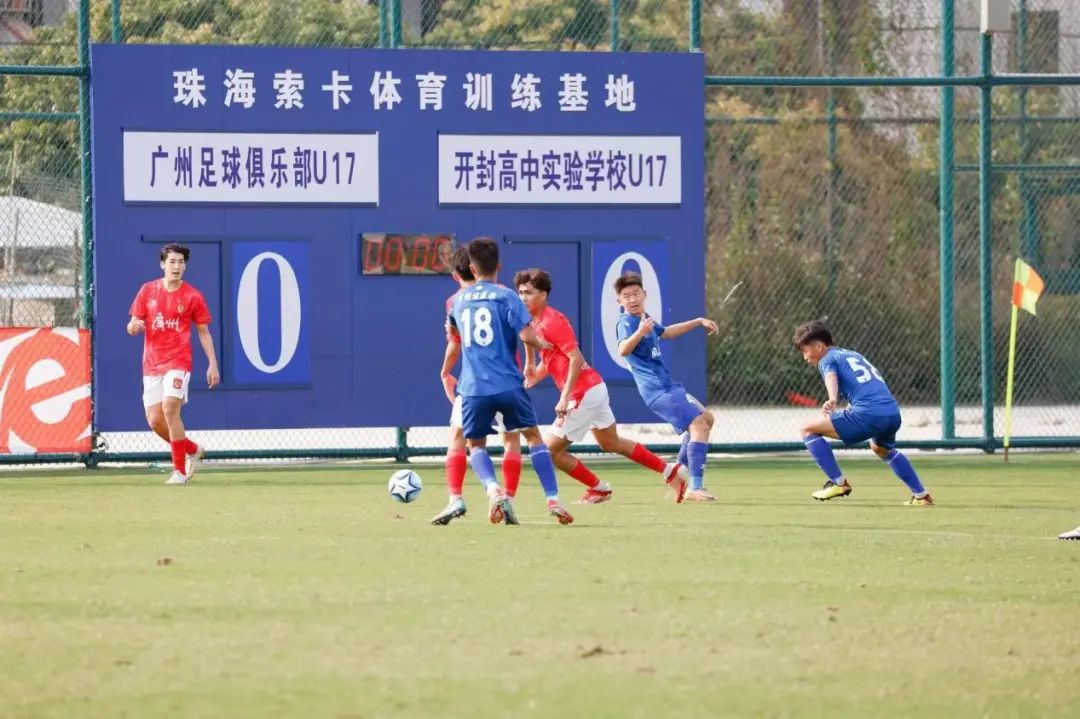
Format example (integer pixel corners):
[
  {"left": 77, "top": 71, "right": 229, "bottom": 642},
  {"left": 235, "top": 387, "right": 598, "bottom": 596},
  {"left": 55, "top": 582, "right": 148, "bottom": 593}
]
[{"left": 1012, "top": 259, "right": 1045, "bottom": 315}]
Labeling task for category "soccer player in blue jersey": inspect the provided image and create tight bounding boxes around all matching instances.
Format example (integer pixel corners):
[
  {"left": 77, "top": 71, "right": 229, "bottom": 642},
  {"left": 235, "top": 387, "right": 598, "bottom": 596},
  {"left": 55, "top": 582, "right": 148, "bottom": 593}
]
[
  {"left": 614, "top": 272, "right": 719, "bottom": 502},
  {"left": 793, "top": 320, "right": 934, "bottom": 505},
  {"left": 447, "top": 237, "right": 573, "bottom": 525}
]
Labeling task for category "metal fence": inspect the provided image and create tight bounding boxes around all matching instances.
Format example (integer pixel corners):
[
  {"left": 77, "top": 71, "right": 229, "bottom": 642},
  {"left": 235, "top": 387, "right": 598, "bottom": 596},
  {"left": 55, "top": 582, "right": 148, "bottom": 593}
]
[{"left": 2, "top": 0, "right": 1079, "bottom": 464}]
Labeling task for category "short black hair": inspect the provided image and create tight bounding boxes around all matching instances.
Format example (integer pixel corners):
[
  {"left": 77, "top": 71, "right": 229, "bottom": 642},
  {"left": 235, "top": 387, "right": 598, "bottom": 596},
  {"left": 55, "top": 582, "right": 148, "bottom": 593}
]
[
  {"left": 467, "top": 236, "right": 499, "bottom": 276},
  {"left": 793, "top": 320, "right": 833, "bottom": 348},
  {"left": 613, "top": 272, "right": 643, "bottom": 294},
  {"left": 160, "top": 243, "right": 190, "bottom": 262},
  {"left": 450, "top": 245, "right": 474, "bottom": 281},
  {"left": 513, "top": 268, "right": 552, "bottom": 295}
]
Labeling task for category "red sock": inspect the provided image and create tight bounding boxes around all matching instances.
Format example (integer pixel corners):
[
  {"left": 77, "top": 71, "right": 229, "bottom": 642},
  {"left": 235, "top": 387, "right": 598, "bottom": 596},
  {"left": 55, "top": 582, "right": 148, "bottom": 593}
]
[
  {"left": 502, "top": 451, "right": 522, "bottom": 498},
  {"left": 445, "top": 447, "right": 467, "bottom": 496},
  {"left": 170, "top": 440, "right": 186, "bottom": 473},
  {"left": 183, "top": 438, "right": 198, "bottom": 455},
  {"left": 629, "top": 443, "right": 667, "bottom": 474},
  {"left": 568, "top": 459, "right": 600, "bottom": 488}
]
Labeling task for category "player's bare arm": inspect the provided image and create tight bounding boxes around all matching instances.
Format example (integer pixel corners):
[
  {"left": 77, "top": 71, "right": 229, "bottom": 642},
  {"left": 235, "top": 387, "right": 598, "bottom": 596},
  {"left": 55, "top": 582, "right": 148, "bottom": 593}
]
[
  {"left": 618, "top": 315, "right": 654, "bottom": 356},
  {"left": 127, "top": 316, "right": 145, "bottom": 335},
  {"left": 556, "top": 347, "right": 586, "bottom": 417},
  {"left": 660, "top": 317, "right": 718, "bottom": 339},
  {"left": 439, "top": 340, "right": 460, "bottom": 403},
  {"left": 196, "top": 324, "right": 220, "bottom": 388},
  {"left": 822, "top": 371, "right": 840, "bottom": 414}
]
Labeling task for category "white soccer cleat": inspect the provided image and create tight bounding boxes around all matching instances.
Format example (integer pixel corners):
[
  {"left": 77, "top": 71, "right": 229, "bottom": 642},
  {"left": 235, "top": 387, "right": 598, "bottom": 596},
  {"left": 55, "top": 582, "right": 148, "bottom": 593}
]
[
  {"left": 185, "top": 443, "right": 205, "bottom": 478},
  {"left": 1058, "top": 526, "right": 1080, "bottom": 541},
  {"left": 165, "top": 470, "right": 190, "bottom": 485}
]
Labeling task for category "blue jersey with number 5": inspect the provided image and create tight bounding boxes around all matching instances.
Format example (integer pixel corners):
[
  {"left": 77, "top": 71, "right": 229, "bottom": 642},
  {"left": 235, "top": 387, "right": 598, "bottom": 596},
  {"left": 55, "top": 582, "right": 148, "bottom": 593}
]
[
  {"left": 448, "top": 281, "right": 532, "bottom": 397},
  {"left": 818, "top": 347, "right": 898, "bottom": 411}
]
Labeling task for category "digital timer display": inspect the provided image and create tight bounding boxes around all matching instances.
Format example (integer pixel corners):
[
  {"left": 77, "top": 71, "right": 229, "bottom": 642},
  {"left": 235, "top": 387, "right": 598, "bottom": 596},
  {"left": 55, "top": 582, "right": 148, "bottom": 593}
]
[{"left": 360, "top": 234, "right": 456, "bottom": 275}]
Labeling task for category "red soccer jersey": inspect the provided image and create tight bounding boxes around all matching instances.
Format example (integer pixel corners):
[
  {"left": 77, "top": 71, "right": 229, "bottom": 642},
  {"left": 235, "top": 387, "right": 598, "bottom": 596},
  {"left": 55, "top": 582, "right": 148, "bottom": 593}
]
[
  {"left": 129, "top": 280, "right": 211, "bottom": 375},
  {"left": 533, "top": 306, "right": 602, "bottom": 403}
]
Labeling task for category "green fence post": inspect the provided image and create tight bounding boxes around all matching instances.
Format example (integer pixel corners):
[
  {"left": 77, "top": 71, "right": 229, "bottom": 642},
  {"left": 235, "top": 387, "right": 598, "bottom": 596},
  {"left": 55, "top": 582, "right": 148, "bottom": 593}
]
[
  {"left": 395, "top": 427, "right": 410, "bottom": 463},
  {"left": 378, "top": 0, "right": 388, "bottom": 48},
  {"left": 391, "top": 0, "right": 403, "bottom": 48},
  {"left": 78, "top": 0, "right": 97, "bottom": 467},
  {"left": 978, "top": 31, "right": 995, "bottom": 452},
  {"left": 1017, "top": 0, "right": 1038, "bottom": 260},
  {"left": 824, "top": 14, "right": 839, "bottom": 305},
  {"left": 939, "top": 0, "right": 956, "bottom": 439},
  {"left": 610, "top": 0, "right": 619, "bottom": 52},
  {"left": 689, "top": 0, "right": 700, "bottom": 51},
  {"left": 111, "top": 0, "right": 122, "bottom": 42}
]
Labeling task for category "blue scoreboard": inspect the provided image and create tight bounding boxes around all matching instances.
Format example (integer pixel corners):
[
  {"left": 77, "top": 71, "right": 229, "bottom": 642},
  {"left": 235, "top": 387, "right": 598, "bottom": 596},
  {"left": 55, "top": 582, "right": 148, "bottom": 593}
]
[{"left": 90, "top": 44, "right": 704, "bottom": 432}]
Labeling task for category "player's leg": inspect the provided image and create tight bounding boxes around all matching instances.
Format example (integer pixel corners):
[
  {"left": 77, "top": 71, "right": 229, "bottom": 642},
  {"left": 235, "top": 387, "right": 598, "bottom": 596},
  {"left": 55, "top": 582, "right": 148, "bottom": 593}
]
[
  {"left": 548, "top": 432, "right": 611, "bottom": 504},
  {"left": 870, "top": 417, "right": 932, "bottom": 505},
  {"left": 463, "top": 396, "right": 514, "bottom": 525},
  {"left": 545, "top": 387, "right": 611, "bottom": 503},
  {"left": 159, "top": 371, "right": 198, "bottom": 484},
  {"left": 590, "top": 423, "right": 686, "bottom": 492},
  {"left": 431, "top": 402, "right": 469, "bottom": 525},
  {"left": 501, "top": 430, "right": 522, "bottom": 499},
  {"left": 803, "top": 413, "right": 852, "bottom": 501},
  {"left": 142, "top": 376, "right": 170, "bottom": 443},
  {"left": 683, "top": 407, "right": 714, "bottom": 500},
  {"left": 502, "top": 388, "right": 571, "bottom": 525},
  {"left": 647, "top": 388, "right": 711, "bottom": 499},
  {"left": 144, "top": 404, "right": 170, "bottom": 444}
]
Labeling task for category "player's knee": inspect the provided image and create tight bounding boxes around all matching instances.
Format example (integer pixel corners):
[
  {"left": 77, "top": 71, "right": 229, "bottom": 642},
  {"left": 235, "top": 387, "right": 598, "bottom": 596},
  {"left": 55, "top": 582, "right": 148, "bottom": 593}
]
[
  {"left": 803, "top": 432, "right": 822, "bottom": 443},
  {"left": 873, "top": 444, "right": 896, "bottom": 460},
  {"left": 520, "top": 427, "right": 543, "bottom": 445}
]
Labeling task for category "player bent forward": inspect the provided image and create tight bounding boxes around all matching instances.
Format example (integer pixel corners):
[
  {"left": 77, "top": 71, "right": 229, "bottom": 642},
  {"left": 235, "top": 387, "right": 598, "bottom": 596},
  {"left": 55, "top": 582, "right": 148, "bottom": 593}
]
[{"left": 793, "top": 320, "right": 933, "bottom": 505}]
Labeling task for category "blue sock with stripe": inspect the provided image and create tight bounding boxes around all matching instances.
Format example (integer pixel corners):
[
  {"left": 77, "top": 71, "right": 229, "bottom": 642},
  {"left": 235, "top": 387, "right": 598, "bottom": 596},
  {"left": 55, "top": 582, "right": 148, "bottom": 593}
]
[
  {"left": 529, "top": 445, "right": 560, "bottom": 499},
  {"left": 688, "top": 441, "right": 707, "bottom": 490},
  {"left": 469, "top": 448, "right": 498, "bottom": 490},
  {"left": 804, "top": 434, "right": 844, "bottom": 483},
  {"left": 883, "top": 449, "right": 926, "bottom": 496}
]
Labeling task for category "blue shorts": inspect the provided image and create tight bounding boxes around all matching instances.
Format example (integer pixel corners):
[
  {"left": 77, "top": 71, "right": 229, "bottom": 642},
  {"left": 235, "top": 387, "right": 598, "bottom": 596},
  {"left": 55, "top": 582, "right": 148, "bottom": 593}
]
[
  {"left": 647, "top": 385, "right": 706, "bottom": 434},
  {"left": 461, "top": 388, "right": 537, "bottom": 440},
  {"left": 830, "top": 408, "right": 901, "bottom": 449}
]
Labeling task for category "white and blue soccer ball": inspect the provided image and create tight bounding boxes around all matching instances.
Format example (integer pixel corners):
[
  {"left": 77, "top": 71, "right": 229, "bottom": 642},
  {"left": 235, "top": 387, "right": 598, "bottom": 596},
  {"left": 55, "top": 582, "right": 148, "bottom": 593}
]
[{"left": 387, "top": 469, "right": 423, "bottom": 503}]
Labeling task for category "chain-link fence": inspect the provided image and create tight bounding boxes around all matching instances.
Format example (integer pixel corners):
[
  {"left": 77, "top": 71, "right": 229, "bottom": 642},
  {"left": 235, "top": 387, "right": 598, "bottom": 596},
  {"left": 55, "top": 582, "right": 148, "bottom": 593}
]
[{"left": 2, "top": 0, "right": 1079, "bottom": 462}]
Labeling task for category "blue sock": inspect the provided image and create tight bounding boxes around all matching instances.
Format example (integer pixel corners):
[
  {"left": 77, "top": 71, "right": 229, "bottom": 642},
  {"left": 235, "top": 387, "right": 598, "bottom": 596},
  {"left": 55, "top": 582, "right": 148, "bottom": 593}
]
[
  {"left": 469, "top": 448, "right": 498, "bottom": 489},
  {"left": 688, "top": 441, "right": 707, "bottom": 490},
  {"left": 678, "top": 432, "right": 690, "bottom": 467},
  {"left": 804, "top": 434, "right": 844, "bottom": 483},
  {"left": 529, "top": 445, "right": 560, "bottom": 499},
  {"left": 884, "top": 449, "right": 926, "bottom": 496}
]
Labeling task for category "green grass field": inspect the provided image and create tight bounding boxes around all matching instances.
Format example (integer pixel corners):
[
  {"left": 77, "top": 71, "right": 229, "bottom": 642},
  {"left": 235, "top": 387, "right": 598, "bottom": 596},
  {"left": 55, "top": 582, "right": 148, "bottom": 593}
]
[{"left": 2, "top": 454, "right": 1079, "bottom": 718}]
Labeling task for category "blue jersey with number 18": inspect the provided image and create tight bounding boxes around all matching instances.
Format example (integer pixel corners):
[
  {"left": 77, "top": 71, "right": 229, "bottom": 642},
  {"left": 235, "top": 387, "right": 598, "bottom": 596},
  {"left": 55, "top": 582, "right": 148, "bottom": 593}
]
[
  {"left": 448, "top": 280, "right": 532, "bottom": 397},
  {"left": 818, "top": 347, "right": 898, "bottom": 411}
]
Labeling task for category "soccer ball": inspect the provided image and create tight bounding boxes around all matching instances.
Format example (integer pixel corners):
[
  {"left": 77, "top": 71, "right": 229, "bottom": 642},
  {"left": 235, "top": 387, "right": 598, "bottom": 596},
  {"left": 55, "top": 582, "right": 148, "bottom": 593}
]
[{"left": 387, "top": 469, "right": 423, "bottom": 503}]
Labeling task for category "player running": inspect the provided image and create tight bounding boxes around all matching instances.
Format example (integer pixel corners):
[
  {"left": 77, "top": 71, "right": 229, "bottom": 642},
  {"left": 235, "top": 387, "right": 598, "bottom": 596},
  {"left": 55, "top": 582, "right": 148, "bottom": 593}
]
[
  {"left": 432, "top": 246, "right": 523, "bottom": 526},
  {"left": 127, "top": 243, "right": 219, "bottom": 485},
  {"left": 446, "top": 237, "right": 574, "bottom": 525},
  {"left": 793, "top": 320, "right": 934, "bottom": 505},
  {"left": 515, "top": 268, "right": 688, "bottom": 504},
  {"left": 614, "top": 272, "right": 719, "bottom": 501}
]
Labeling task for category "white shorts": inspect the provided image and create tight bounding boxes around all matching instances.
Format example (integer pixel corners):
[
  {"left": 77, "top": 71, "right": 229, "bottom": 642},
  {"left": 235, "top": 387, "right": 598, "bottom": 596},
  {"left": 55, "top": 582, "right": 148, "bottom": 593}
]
[
  {"left": 449, "top": 395, "right": 507, "bottom": 433},
  {"left": 143, "top": 370, "right": 191, "bottom": 407},
  {"left": 548, "top": 382, "right": 617, "bottom": 444}
]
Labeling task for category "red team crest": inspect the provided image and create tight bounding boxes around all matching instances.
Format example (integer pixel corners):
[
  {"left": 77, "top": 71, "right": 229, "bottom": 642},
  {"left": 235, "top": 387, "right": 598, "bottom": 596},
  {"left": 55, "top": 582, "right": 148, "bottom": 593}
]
[
  {"left": 173, "top": 377, "right": 184, "bottom": 390},
  {"left": 0, "top": 328, "right": 92, "bottom": 453}
]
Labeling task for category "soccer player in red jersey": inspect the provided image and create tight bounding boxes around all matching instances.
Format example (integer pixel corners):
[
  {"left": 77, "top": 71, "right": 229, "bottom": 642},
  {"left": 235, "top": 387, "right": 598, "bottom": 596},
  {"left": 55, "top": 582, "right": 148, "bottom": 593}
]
[
  {"left": 515, "top": 268, "right": 688, "bottom": 504},
  {"left": 431, "top": 246, "right": 523, "bottom": 526},
  {"left": 127, "top": 244, "right": 219, "bottom": 485}
]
